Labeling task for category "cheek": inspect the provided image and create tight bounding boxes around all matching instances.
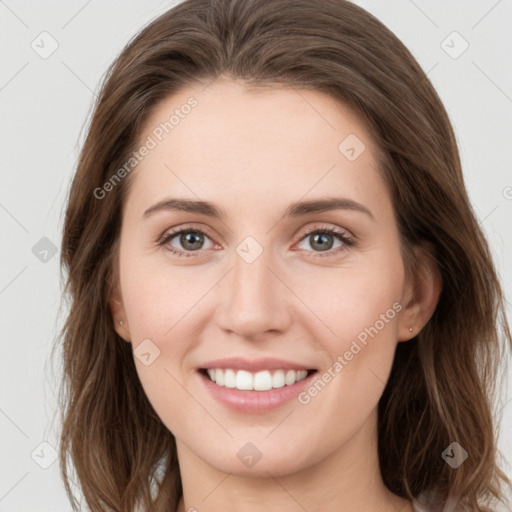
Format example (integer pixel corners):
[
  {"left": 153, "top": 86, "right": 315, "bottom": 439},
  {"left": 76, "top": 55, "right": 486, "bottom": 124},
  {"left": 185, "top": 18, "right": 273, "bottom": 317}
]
[
  {"left": 294, "top": 258, "right": 404, "bottom": 421},
  {"left": 120, "top": 246, "right": 207, "bottom": 343},
  {"left": 120, "top": 256, "right": 202, "bottom": 432},
  {"left": 288, "top": 256, "right": 404, "bottom": 356},
  {"left": 291, "top": 260, "right": 404, "bottom": 427}
]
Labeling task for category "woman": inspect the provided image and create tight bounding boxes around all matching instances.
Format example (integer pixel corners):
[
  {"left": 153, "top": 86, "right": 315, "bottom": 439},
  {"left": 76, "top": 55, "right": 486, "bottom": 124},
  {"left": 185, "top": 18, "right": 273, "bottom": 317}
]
[{"left": 55, "top": 0, "right": 511, "bottom": 510}]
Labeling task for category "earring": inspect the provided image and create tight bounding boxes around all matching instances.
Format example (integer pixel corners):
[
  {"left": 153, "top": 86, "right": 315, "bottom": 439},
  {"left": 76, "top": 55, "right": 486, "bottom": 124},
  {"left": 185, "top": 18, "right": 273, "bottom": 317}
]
[
  {"left": 120, "top": 320, "right": 123, "bottom": 326},
  {"left": 409, "top": 327, "right": 413, "bottom": 333}
]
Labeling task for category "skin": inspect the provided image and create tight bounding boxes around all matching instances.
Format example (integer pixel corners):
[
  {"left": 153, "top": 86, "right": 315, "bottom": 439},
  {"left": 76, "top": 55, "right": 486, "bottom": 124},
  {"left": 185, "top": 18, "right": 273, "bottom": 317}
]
[{"left": 109, "top": 77, "right": 441, "bottom": 512}]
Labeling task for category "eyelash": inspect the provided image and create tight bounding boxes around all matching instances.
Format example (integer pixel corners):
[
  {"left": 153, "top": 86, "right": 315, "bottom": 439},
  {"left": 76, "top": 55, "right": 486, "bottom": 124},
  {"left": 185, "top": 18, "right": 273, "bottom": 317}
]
[{"left": 157, "top": 224, "right": 356, "bottom": 259}]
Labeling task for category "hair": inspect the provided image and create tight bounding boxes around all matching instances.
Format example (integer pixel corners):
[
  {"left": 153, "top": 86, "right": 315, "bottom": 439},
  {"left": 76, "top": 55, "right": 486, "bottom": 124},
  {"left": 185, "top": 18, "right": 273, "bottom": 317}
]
[{"left": 54, "top": 0, "right": 512, "bottom": 510}]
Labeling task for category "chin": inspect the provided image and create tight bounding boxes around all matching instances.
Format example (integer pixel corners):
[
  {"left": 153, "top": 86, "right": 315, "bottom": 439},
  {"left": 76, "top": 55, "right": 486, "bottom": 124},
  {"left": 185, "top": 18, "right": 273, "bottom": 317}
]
[{"left": 192, "top": 438, "right": 317, "bottom": 478}]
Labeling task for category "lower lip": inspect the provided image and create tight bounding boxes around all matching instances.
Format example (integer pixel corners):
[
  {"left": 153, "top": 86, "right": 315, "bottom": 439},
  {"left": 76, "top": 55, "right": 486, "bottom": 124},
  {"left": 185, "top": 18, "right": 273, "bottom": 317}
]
[{"left": 198, "top": 370, "right": 317, "bottom": 413}]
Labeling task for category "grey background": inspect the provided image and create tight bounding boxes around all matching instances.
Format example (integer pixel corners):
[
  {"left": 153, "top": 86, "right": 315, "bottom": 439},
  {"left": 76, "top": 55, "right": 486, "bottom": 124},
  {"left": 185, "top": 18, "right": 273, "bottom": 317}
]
[{"left": 1, "top": 0, "right": 511, "bottom": 510}]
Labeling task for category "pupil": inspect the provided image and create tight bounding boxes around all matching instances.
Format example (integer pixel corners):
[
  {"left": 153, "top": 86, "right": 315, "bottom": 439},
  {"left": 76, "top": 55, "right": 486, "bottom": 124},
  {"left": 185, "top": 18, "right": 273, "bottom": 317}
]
[{"left": 312, "top": 233, "right": 333, "bottom": 251}]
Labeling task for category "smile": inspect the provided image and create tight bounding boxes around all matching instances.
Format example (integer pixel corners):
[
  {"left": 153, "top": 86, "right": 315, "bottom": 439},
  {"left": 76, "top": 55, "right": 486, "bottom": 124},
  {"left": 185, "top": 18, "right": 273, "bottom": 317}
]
[
  {"left": 197, "top": 357, "right": 319, "bottom": 412},
  {"left": 204, "top": 368, "right": 311, "bottom": 391}
]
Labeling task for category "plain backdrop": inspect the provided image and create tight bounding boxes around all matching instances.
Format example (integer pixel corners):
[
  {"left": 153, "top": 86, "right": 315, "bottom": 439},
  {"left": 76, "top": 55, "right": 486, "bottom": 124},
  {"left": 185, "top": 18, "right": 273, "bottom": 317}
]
[{"left": 1, "top": 0, "right": 511, "bottom": 510}]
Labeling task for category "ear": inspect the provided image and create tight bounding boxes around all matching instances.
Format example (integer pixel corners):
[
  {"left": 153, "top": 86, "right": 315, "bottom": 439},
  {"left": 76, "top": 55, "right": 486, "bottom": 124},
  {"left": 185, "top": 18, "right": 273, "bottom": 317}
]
[
  {"left": 108, "top": 277, "right": 131, "bottom": 343},
  {"left": 397, "top": 242, "right": 442, "bottom": 342}
]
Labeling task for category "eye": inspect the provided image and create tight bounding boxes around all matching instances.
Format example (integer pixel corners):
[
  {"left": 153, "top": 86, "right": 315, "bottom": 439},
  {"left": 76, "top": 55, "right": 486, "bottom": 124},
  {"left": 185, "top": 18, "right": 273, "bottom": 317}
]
[
  {"left": 158, "top": 225, "right": 216, "bottom": 258},
  {"left": 294, "top": 226, "right": 355, "bottom": 258}
]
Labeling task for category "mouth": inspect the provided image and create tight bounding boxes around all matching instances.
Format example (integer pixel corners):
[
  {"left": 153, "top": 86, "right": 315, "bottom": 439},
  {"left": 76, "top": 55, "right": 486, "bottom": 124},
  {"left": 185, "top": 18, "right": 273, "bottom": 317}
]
[
  {"left": 196, "top": 356, "right": 319, "bottom": 412},
  {"left": 199, "top": 367, "right": 318, "bottom": 391},
  {"left": 197, "top": 359, "right": 319, "bottom": 413}
]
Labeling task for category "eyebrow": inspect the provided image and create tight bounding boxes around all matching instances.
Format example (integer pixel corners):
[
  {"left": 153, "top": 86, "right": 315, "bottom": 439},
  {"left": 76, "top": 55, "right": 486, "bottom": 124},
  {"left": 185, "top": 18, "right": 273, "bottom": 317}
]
[{"left": 143, "top": 196, "right": 374, "bottom": 220}]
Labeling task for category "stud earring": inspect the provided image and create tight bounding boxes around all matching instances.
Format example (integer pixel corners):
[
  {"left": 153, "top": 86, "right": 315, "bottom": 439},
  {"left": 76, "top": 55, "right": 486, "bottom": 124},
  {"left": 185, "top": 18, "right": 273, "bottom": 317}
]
[
  {"left": 409, "top": 327, "right": 413, "bottom": 333},
  {"left": 120, "top": 320, "right": 123, "bottom": 326}
]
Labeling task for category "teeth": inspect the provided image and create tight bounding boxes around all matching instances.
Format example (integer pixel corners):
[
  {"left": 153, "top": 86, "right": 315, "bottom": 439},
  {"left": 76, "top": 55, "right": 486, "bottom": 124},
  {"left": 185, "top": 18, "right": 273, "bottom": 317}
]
[
  {"left": 224, "top": 369, "right": 236, "bottom": 388},
  {"left": 253, "top": 370, "right": 272, "bottom": 391},
  {"left": 205, "top": 368, "right": 309, "bottom": 390},
  {"left": 236, "top": 370, "right": 254, "bottom": 390},
  {"left": 285, "top": 369, "right": 296, "bottom": 385},
  {"left": 272, "top": 370, "right": 285, "bottom": 388}
]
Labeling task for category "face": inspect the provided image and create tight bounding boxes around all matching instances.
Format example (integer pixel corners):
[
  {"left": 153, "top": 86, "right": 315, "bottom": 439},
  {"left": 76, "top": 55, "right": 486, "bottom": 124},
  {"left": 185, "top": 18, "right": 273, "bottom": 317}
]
[{"left": 111, "top": 78, "right": 417, "bottom": 477}]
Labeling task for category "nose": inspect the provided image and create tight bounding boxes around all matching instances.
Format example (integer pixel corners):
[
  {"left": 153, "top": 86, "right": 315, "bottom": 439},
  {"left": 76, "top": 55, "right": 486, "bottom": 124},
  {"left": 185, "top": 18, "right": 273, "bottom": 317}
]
[{"left": 215, "top": 243, "right": 293, "bottom": 340}]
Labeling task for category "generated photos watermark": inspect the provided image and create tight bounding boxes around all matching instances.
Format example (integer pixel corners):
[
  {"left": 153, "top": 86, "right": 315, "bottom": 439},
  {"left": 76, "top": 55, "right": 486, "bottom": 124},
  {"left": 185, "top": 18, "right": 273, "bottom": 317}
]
[
  {"left": 298, "top": 301, "right": 403, "bottom": 405},
  {"left": 93, "top": 96, "right": 198, "bottom": 200}
]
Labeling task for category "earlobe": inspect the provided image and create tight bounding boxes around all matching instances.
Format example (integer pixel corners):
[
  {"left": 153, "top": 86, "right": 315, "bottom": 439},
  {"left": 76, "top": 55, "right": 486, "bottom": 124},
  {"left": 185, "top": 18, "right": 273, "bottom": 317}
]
[
  {"left": 115, "top": 319, "right": 131, "bottom": 342},
  {"left": 108, "top": 281, "right": 131, "bottom": 343},
  {"left": 397, "top": 244, "right": 442, "bottom": 342}
]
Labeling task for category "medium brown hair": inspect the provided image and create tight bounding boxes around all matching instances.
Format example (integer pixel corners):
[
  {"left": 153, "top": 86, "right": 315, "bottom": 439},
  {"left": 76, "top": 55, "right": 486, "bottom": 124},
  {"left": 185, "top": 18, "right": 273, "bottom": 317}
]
[{"left": 55, "top": 0, "right": 512, "bottom": 510}]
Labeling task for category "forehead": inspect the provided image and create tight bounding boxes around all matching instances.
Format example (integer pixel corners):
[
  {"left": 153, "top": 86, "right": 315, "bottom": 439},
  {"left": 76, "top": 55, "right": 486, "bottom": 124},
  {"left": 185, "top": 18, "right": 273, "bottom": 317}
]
[{"left": 125, "top": 79, "right": 388, "bottom": 219}]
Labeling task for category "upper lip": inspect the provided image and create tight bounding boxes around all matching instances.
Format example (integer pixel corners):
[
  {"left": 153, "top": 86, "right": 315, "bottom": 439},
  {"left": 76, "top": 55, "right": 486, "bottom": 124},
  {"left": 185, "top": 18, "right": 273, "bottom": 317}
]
[{"left": 200, "top": 357, "right": 315, "bottom": 372}]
